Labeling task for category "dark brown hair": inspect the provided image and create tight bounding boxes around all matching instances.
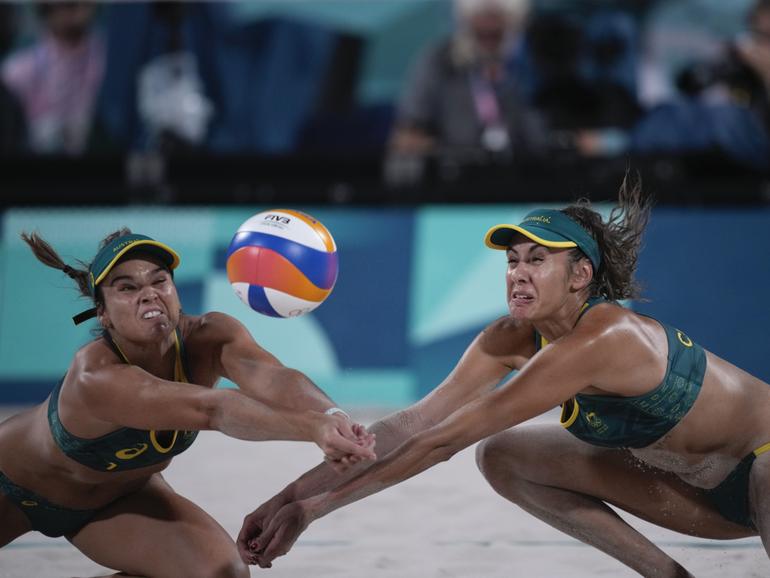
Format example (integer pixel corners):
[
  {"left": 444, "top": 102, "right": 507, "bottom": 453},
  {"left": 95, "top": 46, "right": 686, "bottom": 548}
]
[
  {"left": 561, "top": 174, "right": 652, "bottom": 301},
  {"left": 21, "top": 228, "right": 133, "bottom": 305}
]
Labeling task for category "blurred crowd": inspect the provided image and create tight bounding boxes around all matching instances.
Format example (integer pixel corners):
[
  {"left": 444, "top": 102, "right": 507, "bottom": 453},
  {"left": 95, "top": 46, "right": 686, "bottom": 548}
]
[{"left": 0, "top": 0, "right": 769, "bottom": 187}]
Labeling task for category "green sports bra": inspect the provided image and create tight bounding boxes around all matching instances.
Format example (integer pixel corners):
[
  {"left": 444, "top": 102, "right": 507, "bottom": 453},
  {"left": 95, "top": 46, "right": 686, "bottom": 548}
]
[
  {"left": 536, "top": 299, "right": 707, "bottom": 449},
  {"left": 47, "top": 329, "right": 199, "bottom": 472}
]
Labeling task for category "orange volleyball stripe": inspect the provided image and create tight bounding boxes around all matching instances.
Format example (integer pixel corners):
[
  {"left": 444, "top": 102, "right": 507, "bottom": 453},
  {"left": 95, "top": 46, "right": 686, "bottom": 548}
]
[
  {"left": 227, "top": 246, "right": 331, "bottom": 302},
  {"left": 276, "top": 209, "right": 336, "bottom": 253}
]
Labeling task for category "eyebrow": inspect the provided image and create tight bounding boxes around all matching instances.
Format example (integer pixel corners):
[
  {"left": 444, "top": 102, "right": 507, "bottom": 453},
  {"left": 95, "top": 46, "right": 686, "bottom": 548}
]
[
  {"left": 108, "top": 267, "right": 166, "bottom": 286},
  {"left": 507, "top": 245, "right": 548, "bottom": 256}
]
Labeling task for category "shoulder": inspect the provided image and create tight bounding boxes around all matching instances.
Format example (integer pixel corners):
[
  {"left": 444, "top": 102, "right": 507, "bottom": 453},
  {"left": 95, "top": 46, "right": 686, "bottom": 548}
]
[
  {"left": 573, "top": 301, "right": 636, "bottom": 341},
  {"left": 478, "top": 315, "right": 536, "bottom": 359},
  {"left": 1, "top": 46, "right": 39, "bottom": 87},
  {"left": 180, "top": 311, "right": 248, "bottom": 343},
  {"left": 70, "top": 336, "right": 121, "bottom": 374},
  {"left": 564, "top": 302, "right": 662, "bottom": 378},
  {"left": 411, "top": 37, "right": 455, "bottom": 75}
]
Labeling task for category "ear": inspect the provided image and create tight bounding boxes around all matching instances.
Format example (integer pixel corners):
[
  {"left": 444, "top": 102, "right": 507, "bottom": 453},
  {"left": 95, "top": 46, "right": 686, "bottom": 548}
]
[
  {"left": 569, "top": 258, "right": 593, "bottom": 292},
  {"left": 97, "top": 303, "right": 112, "bottom": 329}
]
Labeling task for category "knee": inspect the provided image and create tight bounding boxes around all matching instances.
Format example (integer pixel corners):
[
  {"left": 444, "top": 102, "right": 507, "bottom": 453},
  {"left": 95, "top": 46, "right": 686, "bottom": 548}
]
[
  {"left": 189, "top": 551, "right": 249, "bottom": 578},
  {"left": 475, "top": 431, "right": 521, "bottom": 483}
]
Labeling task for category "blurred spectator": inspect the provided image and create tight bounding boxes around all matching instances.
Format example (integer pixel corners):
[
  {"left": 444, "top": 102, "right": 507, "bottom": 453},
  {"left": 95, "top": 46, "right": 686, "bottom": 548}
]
[
  {"left": 385, "top": 0, "right": 547, "bottom": 185},
  {"left": 520, "top": 8, "right": 644, "bottom": 161},
  {"left": 96, "top": 3, "right": 216, "bottom": 156},
  {"left": 135, "top": 4, "right": 213, "bottom": 154},
  {"left": 578, "top": 0, "right": 770, "bottom": 172},
  {"left": 1, "top": 2, "right": 104, "bottom": 154},
  {"left": 525, "top": 10, "right": 641, "bottom": 133},
  {"left": 676, "top": 0, "right": 770, "bottom": 139}
]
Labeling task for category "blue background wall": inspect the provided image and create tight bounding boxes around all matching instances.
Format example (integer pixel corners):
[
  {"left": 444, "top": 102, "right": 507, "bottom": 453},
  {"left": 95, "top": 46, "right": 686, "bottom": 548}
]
[{"left": 1, "top": 205, "right": 768, "bottom": 406}]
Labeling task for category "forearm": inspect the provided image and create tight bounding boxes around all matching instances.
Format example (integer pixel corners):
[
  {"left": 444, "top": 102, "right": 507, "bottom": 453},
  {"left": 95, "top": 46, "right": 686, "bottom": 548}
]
[
  {"left": 308, "top": 430, "right": 454, "bottom": 519},
  {"left": 283, "top": 407, "right": 434, "bottom": 501},
  {"left": 209, "top": 389, "right": 318, "bottom": 442},
  {"left": 242, "top": 367, "right": 335, "bottom": 413}
]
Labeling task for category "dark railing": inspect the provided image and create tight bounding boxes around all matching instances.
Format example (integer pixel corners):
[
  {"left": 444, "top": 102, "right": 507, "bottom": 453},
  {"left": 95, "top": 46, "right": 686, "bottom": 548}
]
[{"left": 2, "top": 151, "right": 768, "bottom": 207}]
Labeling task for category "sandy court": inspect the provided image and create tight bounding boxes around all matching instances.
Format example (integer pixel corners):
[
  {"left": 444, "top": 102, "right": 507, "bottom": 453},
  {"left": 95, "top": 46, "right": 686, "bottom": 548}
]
[{"left": 0, "top": 407, "right": 767, "bottom": 578}]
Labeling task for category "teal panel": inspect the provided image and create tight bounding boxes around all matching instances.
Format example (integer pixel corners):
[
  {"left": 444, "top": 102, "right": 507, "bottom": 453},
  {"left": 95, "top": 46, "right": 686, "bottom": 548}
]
[
  {"left": 204, "top": 273, "right": 339, "bottom": 378},
  {"left": 314, "top": 369, "right": 415, "bottom": 408},
  {"left": 0, "top": 208, "right": 215, "bottom": 377},
  {"left": 411, "top": 205, "right": 531, "bottom": 346}
]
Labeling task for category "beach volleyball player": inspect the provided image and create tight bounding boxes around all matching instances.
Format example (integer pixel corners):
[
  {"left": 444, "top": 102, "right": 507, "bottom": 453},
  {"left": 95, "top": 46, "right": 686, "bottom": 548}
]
[
  {"left": 241, "top": 177, "right": 770, "bottom": 576},
  {"left": 0, "top": 224, "right": 374, "bottom": 578}
]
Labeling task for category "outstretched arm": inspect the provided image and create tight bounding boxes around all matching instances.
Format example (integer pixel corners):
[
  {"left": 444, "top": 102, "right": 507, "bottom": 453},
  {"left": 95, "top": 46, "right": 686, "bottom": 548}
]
[
  {"left": 238, "top": 318, "right": 533, "bottom": 564},
  {"left": 73, "top": 315, "right": 375, "bottom": 462},
  {"left": 252, "top": 321, "right": 610, "bottom": 566}
]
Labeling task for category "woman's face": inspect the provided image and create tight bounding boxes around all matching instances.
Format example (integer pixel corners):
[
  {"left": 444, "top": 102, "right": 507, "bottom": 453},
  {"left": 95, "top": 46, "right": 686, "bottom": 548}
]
[
  {"left": 98, "top": 255, "right": 180, "bottom": 343},
  {"left": 505, "top": 236, "right": 574, "bottom": 320}
]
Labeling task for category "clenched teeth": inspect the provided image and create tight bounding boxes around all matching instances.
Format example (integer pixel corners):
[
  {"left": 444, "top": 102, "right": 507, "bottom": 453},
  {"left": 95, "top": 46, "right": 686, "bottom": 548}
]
[{"left": 142, "top": 310, "right": 162, "bottom": 319}]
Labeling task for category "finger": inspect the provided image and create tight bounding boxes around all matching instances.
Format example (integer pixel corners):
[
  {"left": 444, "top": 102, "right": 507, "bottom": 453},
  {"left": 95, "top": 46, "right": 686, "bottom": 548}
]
[
  {"left": 330, "top": 435, "right": 377, "bottom": 458},
  {"left": 334, "top": 417, "right": 359, "bottom": 441},
  {"left": 261, "top": 525, "right": 295, "bottom": 565}
]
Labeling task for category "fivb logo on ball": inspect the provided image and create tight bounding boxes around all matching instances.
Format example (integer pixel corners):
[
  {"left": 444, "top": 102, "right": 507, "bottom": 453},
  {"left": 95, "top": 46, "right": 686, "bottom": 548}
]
[{"left": 226, "top": 209, "right": 339, "bottom": 318}]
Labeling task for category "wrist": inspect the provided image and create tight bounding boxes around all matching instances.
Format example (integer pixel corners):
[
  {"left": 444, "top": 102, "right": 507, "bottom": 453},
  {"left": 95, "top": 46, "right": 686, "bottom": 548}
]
[
  {"left": 300, "top": 493, "right": 328, "bottom": 521},
  {"left": 324, "top": 406, "right": 350, "bottom": 420},
  {"left": 280, "top": 481, "right": 298, "bottom": 502}
]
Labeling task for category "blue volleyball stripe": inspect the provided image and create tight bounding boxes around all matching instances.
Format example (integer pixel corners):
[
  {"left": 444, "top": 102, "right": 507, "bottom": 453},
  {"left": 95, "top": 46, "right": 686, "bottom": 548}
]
[
  {"left": 248, "top": 285, "right": 282, "bottom": 318},
  {"left": 227, "top": 231, "right": 338, "bottom": 289}
]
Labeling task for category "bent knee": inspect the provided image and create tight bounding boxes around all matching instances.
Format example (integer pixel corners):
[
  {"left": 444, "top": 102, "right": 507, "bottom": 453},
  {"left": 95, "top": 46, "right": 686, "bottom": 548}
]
[
  {"left": 476, "top": 427, "right": 553, "bottom": 481},
  {"left": 187, "top": 552, "right": 249, "bottom": 578},
  {"left": 476, "top": 430, "right": 523, "bottom": 479}
]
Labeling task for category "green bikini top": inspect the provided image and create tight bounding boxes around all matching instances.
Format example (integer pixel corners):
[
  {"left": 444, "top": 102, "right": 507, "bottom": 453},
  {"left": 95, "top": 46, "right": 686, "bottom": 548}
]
[
  {"left": 47, "top": 328, "right": 199, "bottom": 472},
  {"left": 535, "top": 299, "right": 707, "bottom": 449}
]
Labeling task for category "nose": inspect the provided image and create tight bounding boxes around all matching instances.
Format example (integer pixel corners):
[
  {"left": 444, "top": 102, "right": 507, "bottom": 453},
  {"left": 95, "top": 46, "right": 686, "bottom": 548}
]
[
  {"left": 508, "top": 262, "right": 530, "bottom": 284},
  {"left": 138, "top": 285, "right": 159, "bottom": 302}
]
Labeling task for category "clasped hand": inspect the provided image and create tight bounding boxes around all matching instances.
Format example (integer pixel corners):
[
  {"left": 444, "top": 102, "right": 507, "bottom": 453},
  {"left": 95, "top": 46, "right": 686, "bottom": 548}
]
[
  {"left": 313, "top": 414, "right": 376, "bottom": 473},
  {"left": 237, "top": 415, "right": 374, "bottom": 567}
]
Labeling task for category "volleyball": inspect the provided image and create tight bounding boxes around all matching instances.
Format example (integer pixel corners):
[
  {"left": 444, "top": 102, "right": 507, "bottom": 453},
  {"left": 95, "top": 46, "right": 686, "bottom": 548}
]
[{"left": 226, "top": 209, "right": 339, "bottom": 318}]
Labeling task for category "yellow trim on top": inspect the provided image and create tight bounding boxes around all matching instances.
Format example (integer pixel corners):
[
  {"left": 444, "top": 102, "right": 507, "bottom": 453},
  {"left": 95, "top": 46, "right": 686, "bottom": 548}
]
[
  {"left": 560, "top": 397, "right": 580, "bottom": 428},
  {"left": 111, "top": 339, "right": 131, "bottom": 365},
  {"left": 172, "top": 330, "right": 188, "bottom": 383},
  {"left": 753, "top": 442, "right": 770, "bottom": 457},
  {"left": 150, "top": 429, "right": 179, "bottom": 453},
  {"left": 92, "top": 240, "right": 180, "bottom": 287},
  {"left": 484, "top": 224, "right": 578, "bottom": 250}
]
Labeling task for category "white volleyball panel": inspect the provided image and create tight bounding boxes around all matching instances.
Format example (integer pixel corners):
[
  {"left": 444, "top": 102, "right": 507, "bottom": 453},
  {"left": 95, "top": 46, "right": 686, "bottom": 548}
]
[{"left": 264, "top": 287, "right": 322, "bottom": 318}]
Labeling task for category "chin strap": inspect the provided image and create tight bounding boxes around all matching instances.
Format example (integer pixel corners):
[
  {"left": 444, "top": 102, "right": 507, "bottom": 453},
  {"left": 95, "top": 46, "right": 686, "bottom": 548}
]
[{"left": 72, "top": 307, "right": 97, "bottom": 325}]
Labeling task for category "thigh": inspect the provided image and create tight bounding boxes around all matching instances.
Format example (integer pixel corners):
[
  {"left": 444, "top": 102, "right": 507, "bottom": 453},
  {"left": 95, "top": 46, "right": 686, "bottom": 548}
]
[
  {"left": 0, "top": 493, "right": 32, "bottom": 547},
  {"left": 69, "top": 475, "right": 248, "bottom": 578},
  {"left": 480, "top": 423, "right": 756, "bottom": 540},
  {"left": 749, "top": 452, "right": 770, "bottom": 553}
]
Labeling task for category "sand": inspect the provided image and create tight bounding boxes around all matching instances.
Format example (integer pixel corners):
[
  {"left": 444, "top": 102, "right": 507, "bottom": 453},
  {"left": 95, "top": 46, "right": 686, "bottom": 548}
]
[{"left": 0, "top": 408, "right": 767, "bottom": 578}]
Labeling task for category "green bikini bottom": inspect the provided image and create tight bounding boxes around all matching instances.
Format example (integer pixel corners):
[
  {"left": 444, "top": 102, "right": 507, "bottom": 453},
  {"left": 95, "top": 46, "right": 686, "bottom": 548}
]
[
  {"left": 704, "top": 442, "right": 770, "bottom": 530},
  {"left": 0, "top": 470, "right": 98, "bottom": 537}
]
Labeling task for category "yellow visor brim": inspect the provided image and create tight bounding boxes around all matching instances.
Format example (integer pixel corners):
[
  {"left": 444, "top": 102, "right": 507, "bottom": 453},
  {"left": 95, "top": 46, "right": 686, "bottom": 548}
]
[{"left": 484, "top": 224, "right": 578, "bottom": 250}]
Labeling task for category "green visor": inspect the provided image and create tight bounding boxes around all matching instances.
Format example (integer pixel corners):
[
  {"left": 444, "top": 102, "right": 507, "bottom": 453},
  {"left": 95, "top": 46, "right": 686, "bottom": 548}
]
[
  {"left": 73, "top": 234, "right": 180, "bottom": 325},
  {"left": 484, "top": 209, "right": 601, "bottom": 271}
]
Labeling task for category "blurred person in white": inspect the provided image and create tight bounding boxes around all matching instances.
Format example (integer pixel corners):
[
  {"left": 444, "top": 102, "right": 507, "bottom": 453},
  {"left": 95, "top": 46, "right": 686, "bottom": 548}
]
[
  {"left": 385, "top": 0, "right": 547, "bottom": 184},
  {"left": 1, "top": 2, "right": 104, "bottom": 155}
]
